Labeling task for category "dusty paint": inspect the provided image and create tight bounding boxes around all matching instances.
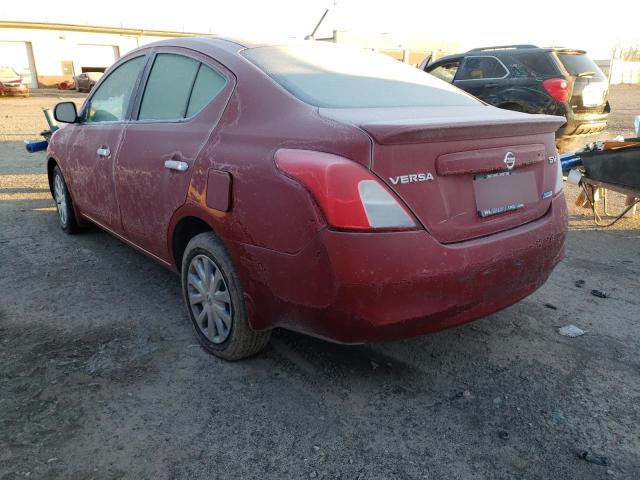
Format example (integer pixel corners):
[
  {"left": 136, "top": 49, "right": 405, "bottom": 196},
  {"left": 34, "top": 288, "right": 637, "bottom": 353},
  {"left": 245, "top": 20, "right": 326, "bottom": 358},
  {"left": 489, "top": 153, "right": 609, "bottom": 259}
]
[{"left": 47, "top": 37, "right": 568, "bottom": 343}]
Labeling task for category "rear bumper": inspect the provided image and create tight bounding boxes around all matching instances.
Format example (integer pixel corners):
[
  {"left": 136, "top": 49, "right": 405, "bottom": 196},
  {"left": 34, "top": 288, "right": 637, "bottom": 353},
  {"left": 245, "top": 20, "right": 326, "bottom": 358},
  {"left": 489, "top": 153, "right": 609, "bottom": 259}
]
[
  {"left": 235, "top": 194, "right": 568, "bottom": 343},
  {"left": 557, "top": 111, "right": 609, "bottom": 137}
]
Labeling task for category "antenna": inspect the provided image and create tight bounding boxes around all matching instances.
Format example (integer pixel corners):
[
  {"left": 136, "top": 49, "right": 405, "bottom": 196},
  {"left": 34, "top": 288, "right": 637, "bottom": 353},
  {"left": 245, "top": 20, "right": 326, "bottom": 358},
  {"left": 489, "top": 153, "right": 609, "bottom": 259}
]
[{"left": 306, "top": 9, "right": 329, "bottom": 40}]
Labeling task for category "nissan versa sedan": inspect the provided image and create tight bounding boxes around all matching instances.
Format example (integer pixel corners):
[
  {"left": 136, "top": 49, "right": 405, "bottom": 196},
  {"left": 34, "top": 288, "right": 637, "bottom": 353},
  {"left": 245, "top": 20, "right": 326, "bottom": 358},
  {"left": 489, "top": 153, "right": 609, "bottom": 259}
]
[{"left": 48, "top": 37, "right": 568, "bottom": 360}]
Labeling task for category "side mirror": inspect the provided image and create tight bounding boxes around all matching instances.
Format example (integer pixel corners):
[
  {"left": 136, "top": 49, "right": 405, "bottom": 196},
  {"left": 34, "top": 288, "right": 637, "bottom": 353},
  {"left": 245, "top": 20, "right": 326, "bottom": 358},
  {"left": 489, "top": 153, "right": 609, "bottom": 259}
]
[{"left": 53, "top": 102, "right": 78, "bottom": 124}]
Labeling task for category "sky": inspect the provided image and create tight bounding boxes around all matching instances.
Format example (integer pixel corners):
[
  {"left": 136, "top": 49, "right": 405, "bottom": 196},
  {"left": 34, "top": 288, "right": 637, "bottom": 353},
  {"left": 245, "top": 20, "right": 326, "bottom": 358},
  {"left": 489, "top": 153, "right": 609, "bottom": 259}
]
[{"left": 3, "top": 0, "right": 639, "bottom": 59}]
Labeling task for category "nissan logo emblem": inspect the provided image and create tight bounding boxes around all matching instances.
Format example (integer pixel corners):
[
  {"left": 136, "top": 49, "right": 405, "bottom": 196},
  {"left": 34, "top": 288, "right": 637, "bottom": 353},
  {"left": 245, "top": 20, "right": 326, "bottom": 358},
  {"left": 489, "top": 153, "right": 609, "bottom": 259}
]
[{"left": 504, "top": 152, "right": 516, "bottom": 170}]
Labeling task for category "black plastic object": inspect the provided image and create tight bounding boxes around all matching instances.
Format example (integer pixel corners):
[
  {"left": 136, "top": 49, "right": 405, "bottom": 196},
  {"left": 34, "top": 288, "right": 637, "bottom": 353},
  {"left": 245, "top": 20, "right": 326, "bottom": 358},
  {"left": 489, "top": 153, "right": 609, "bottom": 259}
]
[{"left": 580, "top": 144, "right": 640, "bottom": 190}]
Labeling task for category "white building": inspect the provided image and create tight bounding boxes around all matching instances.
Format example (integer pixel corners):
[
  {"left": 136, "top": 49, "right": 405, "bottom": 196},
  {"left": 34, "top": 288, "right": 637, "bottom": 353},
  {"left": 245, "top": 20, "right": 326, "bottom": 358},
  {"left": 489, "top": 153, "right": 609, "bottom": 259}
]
[{"left": 0, "top": 21, "right": 204, "bottom": 88}]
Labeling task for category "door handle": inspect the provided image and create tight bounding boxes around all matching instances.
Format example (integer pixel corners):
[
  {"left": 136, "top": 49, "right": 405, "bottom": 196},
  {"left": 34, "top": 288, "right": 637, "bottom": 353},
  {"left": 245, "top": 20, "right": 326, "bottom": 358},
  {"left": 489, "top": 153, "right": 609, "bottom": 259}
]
[
  {"left": 97, "top": 147, "right": 110, "bottom": 158},
  {"left": 164, "top": 160, "right": 189, "bottom": 172}
]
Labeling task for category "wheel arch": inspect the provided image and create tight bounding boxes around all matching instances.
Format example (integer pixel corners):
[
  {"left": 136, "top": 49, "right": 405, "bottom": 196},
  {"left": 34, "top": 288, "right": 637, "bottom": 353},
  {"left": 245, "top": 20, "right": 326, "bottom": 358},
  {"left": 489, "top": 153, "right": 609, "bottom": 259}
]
[
  {"left": 46, "top": 157, "right": 58, "bottom": 195},
  {"left": 170, "top": 215, "right": 216, "bottom": 271}
]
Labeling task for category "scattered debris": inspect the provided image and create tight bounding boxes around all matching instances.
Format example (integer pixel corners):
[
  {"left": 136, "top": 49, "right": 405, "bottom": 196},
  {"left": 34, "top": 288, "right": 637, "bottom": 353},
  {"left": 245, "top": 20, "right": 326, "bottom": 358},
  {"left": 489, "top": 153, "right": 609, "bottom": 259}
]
[
  {"left": 578, "top": 450, "right": 609, "bottom": 467},
  {"left": 370, "top": 360, "right": 380, "bottom": 370},
  {"left": 46, "top": 458, "right": 58, "bottom": 463},
  {"left": 493, "top": 397, "right": 502, "bottom": 406},
  {"left": 544, "top": 303, "right": 558, "bottom": 310},
  {"left": 591, "top": 289, "right": 609, "bottom": 299},
  {"left": 498, "top": 430, "right": 509, "bottom": 440},
  {"left": 558, "top": 325, "right": 586, "bottom": 337},
  {"left": 575, "top": 279, "right": 586, "bottom": 288}
]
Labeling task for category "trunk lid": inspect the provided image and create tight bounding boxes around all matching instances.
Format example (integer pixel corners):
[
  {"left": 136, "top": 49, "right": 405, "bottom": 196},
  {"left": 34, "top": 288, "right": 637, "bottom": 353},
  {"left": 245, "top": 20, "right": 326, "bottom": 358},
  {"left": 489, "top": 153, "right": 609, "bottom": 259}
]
[{"left": 321, "top": 105, "right": 565, "bottom": 243}]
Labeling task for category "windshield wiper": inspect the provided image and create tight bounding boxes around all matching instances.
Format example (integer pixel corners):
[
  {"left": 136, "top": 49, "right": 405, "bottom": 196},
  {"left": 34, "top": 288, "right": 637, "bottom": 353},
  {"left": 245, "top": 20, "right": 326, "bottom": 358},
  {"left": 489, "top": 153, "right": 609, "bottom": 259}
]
[{"left": 577, "top": 71, "right": 596, "bottom": 77}]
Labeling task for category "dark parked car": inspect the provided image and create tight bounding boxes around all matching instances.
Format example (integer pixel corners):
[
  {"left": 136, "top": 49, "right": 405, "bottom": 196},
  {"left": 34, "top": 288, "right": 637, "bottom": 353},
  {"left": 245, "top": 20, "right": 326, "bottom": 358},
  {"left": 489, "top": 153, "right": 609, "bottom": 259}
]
[
  {"left": 48, "top": 38, "right": 567, "bottom": 360},
  {"left": 74, "top": 71, "right": 104, "bottom": 93},
  {"left": 0, "top": 66, "right": 29, "bottom": 97},
  {"left": 421, "top": 45, "right": 610, "bottom": 151}
]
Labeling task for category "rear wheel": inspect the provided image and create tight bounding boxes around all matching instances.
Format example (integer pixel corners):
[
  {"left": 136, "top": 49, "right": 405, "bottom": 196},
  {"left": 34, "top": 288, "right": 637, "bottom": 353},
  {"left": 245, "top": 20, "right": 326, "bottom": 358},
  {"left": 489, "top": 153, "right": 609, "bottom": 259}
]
[
  {"left": 52, "top": 166, "right": 80, "bottom": 234},
  {"left": 181, "top": 232, "right": 271, "bottom": 360}
]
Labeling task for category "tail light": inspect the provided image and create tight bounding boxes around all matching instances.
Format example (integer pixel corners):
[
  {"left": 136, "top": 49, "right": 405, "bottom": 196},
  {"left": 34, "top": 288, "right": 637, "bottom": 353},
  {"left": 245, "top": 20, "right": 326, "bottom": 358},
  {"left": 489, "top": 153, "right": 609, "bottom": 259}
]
[
  {"left": 275, "top": 149, "right": 417, "bottom": 231},
  {"left": 543, "top": 78, "right": 570, "bottom": 102}
]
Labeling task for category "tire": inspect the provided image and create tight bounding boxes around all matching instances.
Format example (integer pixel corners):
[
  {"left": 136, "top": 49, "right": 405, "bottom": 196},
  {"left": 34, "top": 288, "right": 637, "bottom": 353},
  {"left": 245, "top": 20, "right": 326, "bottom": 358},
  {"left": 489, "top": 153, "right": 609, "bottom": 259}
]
[
  {"left": 181, "top": 232, "right": 271, "bottom": 360},
  {"left": 52, "top": 166, "right": 80, "bottom": 234}
]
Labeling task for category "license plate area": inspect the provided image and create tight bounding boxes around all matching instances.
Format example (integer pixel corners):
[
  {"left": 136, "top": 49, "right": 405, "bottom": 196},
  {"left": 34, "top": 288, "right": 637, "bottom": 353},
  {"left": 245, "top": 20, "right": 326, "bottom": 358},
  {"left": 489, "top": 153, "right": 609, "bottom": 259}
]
[{"left": 473, "top": 171, "right": 538, "bottom": 218}]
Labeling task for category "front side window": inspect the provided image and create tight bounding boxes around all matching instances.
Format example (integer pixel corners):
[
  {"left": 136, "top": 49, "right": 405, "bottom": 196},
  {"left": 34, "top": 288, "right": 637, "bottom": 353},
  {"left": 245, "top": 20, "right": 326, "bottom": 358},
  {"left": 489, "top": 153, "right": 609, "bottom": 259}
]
[
  {"left": 138, "top": 53, "right": 227, "bottom": 121},
  {"left": 457, "top": 56, "right": 509, "bottom": 80},
  {"left": 86, "top": 56, "right": 145, "bottom": 123},
  {"left": 429, "top": 61, "right": 460, "bottom": 83}
]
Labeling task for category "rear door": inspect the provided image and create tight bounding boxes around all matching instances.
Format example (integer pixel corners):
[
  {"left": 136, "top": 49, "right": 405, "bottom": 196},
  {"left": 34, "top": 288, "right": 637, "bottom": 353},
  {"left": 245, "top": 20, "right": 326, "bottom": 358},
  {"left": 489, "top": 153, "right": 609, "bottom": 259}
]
[{"left": 115, "top": 47, "right": 235, "bottom": 261}]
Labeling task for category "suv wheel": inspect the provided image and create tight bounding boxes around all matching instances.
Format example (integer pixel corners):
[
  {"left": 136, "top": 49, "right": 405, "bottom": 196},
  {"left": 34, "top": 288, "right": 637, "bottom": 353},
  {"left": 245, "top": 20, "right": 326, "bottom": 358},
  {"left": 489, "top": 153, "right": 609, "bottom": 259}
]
[
  {"left": 181, "top": 232, "right": 271, "bottom": 360},
  {"left": 52, "top": 166, "right": 80, "bottom": 234}
]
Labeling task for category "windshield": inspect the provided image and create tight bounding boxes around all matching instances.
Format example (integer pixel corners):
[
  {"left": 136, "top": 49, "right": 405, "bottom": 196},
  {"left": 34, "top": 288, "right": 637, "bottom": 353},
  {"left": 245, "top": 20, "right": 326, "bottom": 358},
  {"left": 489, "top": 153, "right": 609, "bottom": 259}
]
[
  {"left": 243, "top": 43, "right": 480, "bottom": 108},
  {"left": 0, "top": 67, "right": 20, "bottom": 79},
  {"left": 557, "top": 53, "right": 605, "bottom": 80}
]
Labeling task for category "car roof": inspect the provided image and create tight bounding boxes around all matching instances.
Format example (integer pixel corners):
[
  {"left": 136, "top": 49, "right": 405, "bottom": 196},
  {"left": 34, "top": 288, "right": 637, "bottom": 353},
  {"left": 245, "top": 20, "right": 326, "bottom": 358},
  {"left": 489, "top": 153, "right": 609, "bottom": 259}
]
[
  {"left": 136, "top": 36, "right": 285, "bottom": 52},
  {"left": 433, "top": 46, "right": 587, "bottom": 64}
]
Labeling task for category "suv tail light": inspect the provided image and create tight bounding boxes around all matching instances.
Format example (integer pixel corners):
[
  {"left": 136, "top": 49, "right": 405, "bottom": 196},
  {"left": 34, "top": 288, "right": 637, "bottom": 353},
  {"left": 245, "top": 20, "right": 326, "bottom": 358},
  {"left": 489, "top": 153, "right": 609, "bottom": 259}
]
[
  {"left": 275, "top": 149, "right": 417, "bottom": 231},
  {"left": 543, "top": 78, "right": 570, "bottom": 102}
]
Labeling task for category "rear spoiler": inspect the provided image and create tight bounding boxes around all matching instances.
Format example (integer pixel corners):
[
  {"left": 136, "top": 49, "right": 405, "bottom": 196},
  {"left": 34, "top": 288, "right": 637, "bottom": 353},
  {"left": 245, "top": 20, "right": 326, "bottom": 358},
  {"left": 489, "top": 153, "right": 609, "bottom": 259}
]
[{"left": 359, "top": 115, "right": 566, "bottom": 144}]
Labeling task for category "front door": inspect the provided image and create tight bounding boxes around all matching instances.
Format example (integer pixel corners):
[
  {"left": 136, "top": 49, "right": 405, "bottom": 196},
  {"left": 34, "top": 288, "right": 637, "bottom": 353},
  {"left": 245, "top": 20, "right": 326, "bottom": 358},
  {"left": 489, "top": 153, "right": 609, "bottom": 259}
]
[
  {"left": 65, "top": 54, "right": 147, "bottom": 231},
  {"left": 115, "top": 48, "right": 234, "bottom": 261}
]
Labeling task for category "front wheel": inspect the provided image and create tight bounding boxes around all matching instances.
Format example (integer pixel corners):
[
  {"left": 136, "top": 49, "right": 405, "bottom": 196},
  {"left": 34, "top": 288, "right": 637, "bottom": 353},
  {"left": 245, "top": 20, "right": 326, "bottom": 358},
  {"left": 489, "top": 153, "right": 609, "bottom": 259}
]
[
  {"left": 181, "top": 232, "right": 271, "bottom": 360},
  {"left": 52, "top": 166, "right": 80, "bottom": 234}
]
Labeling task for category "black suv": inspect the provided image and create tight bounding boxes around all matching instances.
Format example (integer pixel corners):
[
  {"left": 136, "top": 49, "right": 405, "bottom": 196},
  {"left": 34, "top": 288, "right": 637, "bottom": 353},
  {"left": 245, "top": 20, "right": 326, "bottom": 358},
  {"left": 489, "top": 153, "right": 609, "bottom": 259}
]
[{"left": 421, "top": 45, "right": 610, "bottom": 151}]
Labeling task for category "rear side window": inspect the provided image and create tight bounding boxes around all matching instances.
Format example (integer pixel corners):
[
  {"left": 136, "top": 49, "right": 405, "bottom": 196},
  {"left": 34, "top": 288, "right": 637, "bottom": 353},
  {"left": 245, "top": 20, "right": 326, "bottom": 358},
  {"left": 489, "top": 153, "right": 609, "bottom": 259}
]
[
  {"left": 557, "top": 53, "right": 605, "bottom": 80},
  {"left": 138, "top": 53, "right": 227, "bottom": 121},
  {"left": 87, "top": 56, "right": 145, "bottom": 123},
  {"left": 243, "top": 44, "right": 480, "bottom": 108},
  {"left": 457, "top": 56, "right": 509, "bottom": 80},
  {"left": 516, "top": 53, "right": 559, "bottom": 77},
  {"left": 186, "top": 65, "right": 227, "bottom": 117}
]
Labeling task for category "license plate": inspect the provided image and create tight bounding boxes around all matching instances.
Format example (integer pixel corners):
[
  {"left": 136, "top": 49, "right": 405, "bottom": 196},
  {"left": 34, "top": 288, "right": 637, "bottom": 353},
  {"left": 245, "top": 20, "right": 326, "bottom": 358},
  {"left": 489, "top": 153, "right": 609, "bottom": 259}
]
[
  {"left": 473, "top": 171, "right": 538, "bottom": 218},
  {"left": 582, "top": 83, "right": 605, "bottom": 107}
]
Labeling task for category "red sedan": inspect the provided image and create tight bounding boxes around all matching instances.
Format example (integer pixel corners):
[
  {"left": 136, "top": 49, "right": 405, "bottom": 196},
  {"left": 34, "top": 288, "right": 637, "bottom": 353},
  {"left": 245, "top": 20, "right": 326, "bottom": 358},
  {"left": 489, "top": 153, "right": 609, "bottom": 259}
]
[
  {"left": 48, "top": 38, "right": 568, "bottom": 360},
  {"left": 0, "top": 66, "right": 29, "bottom": 97}
]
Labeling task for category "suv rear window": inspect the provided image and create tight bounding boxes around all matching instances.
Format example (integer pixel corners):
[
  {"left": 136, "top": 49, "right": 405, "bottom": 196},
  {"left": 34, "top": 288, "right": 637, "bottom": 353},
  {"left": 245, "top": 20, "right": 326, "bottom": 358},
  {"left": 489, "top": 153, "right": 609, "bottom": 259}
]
[
  {"left": 243, "top": 44, "right": 480, "bottom": 108},
  {"left": 557, "top": 53, "right": 605, "bottom": 79}
]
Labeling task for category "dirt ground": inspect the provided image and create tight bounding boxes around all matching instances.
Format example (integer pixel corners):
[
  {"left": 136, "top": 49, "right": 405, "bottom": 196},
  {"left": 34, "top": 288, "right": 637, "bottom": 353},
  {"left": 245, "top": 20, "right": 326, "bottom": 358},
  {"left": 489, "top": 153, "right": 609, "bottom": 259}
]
[{"left": 1, "top": 86, "right": 639, "bottom": 480}]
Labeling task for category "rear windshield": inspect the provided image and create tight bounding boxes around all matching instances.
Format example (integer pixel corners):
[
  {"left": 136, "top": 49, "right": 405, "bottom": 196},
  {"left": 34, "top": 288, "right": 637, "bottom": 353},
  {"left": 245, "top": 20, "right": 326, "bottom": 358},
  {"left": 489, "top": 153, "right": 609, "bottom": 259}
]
[
  {"left": 557, "top": 53, "right": 605, "bottom": 79},
  {"left": 243, "top": 44, "right": 481, "bottom": 108}
]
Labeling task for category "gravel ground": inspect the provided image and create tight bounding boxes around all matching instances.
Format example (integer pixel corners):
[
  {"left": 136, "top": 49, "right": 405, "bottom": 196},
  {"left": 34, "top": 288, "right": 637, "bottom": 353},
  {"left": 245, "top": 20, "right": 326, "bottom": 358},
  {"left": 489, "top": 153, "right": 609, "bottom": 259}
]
[{"left": 1, "top": 87, "right": 639, "bottom": 480}]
